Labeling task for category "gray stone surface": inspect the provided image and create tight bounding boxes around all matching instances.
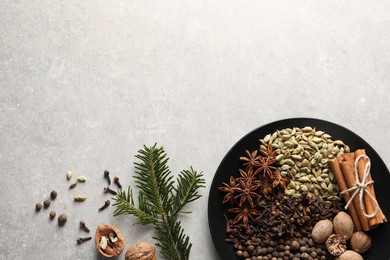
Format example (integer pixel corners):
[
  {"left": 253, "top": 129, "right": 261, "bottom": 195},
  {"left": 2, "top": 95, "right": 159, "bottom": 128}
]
[{"left": 1, "top": 0, "right": 390, "bottom": 259}]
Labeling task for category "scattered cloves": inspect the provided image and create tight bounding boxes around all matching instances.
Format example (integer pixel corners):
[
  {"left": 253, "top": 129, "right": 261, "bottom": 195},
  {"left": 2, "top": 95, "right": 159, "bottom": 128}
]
[
  {"left": 99, "top": 200, "right": 110, "bottom": 211},
  {"left": 104, "top": 186, "right": 117, "bottom": 195},
  {"left": 77, "top": 236, "right": 92, "bottom": 244},
  {"left": 114, "top": 176, "right": 122, "bottom": 189},
  {"left": 80, "top": 220, "right": 90, "bottom": 233},
  {"left": 104, "top": 170, "right": 111, "bottom": 185}
]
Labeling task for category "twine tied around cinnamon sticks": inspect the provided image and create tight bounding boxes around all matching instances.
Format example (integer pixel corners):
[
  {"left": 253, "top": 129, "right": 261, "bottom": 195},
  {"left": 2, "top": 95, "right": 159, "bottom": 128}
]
[{"left": 340, "top": 154, "right": 379, "bottom": 219}]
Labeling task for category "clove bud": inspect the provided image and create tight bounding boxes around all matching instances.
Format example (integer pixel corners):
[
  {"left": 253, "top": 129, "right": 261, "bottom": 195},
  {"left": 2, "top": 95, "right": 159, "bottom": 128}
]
[
  {"left": 99, "top": 200, "right": 110, "bottom": 211},
  {"left": 104, "top": 187, "right": 117, "bottom": 195},
  {"left": 104, "top": 170, "right": 111, "bottom": 185},
  {"left": 80, "top": 220, "right": 90, "bottom": 233},
  {"left": 114, "top": 176, "right": 122, "bottom": 189},
  {"left": 77, "top": 236, "right": 92, "bottom": 244}
]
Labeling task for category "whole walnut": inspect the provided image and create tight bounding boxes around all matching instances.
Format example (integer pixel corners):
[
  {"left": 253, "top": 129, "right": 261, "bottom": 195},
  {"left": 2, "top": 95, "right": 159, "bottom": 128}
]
[
  {"left": 333, "top": 211, "right": 354, "bottom": 240},
  {"left": 336, "top": 250, "right": 363, "bottom": 260},
  {"left": 312, "top": 219, "right": 333, "bottom": 243},
  {"left": 125, "top": 242, "right": 157, "bottom": 260},
  {"left": 95, "top": 224, "right": 124, "bottom": 257},
  {"left": 350, "top": 231, "right": 372, "bottom": 254}
]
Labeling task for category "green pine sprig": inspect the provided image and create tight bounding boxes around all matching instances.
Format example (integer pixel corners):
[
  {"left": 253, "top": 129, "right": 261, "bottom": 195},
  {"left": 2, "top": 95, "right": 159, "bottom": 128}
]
[{"left": 112, "top": 144, "right": 205, "bottom": 260}]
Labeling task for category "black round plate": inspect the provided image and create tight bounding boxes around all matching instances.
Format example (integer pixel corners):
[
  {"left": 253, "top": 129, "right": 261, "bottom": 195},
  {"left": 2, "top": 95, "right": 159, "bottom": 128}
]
[{"left": 208, "top": 118, "right": 390, "bottom": 259}]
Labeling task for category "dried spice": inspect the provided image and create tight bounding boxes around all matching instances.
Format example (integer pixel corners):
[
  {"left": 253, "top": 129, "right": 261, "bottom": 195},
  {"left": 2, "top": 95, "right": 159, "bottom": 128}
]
[
  {"left": 224, "top": 191, "right": 342, "bottom": 259},
  {"left": 77, "top": 176, "right": 87, "bottom": 182},
  {"left": 260, "top": 127, "right": 350, "bottom": 199},
  {"left": 219, "top": 145, "right": 289, "bottom": 227},
  {"left": 50, "top": 190, "right": 57, "bottom": 200},
  {"left": 219, "top": 141, "right": 345, "bottom": 259},
  {"left": 74, "top": 195, "right": 87, "bottom": 202},
  {"left": 67, "top": 170, "right": 73, "bottom": 180}
]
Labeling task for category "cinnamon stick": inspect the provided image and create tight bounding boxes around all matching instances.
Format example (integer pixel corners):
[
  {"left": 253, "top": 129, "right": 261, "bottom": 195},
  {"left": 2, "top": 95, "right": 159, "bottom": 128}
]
[
  {"left": 339, "top": 154, "right": 371, "bottom": 231},
  {"left": 329, "top": 158, "right": 362, "bottom": 231},
  {"left": 354, "top": 149, "right": 387, "bottom": 227}
]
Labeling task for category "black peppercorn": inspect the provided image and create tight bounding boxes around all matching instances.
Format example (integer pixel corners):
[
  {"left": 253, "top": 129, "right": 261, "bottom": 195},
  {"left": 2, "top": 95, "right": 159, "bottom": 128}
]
[
  {"left": 58, "top": 213, "right": 67, "bottom": 225},
  {"left": 49, "top": 211, "right": 56, "bottom": 220},
  {"left": 242, "top": 251, "right": 250, "bottom": 258},
  {"left": 35, "top": 202, "right": 43, "bottom": 211},
  {"left": 43, "top": 199, "right": 50, "bottom": 208},
  {"left": 290, "top": 241, "right": 300, "bottom": 251},
  {"left": 236, "top": 250, "right": 243, "bottom": 257},
  {"left": 50, "top": 190, "right": 57, "bottom": 200},
  {"left": 247, "top": 245, "right": 255, "bottom": 252},
  {"left": 300, "top": 246, "right": 307, "bottom": 253}
]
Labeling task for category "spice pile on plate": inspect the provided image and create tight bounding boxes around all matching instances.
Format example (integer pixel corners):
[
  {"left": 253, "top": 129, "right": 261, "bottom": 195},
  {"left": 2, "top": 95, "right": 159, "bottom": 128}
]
[{"left": 219, "top": 127, "right": 386, "bottom": 260}]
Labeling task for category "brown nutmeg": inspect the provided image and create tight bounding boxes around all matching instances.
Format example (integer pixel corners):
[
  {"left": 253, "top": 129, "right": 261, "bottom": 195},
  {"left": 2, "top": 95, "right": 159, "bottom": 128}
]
[
  {"left": 125, "top": 242, "right": 157, "bottom": 260},
  {"left": 336, "top": 250, "right": 363, "bottom": 260},
  {"left": 333, "top": 211, "right": 354, "bottom": 240},
  {"left": 326, "top": 234, "right": 347, "bottom": 256},
  {"left": 350, "top": 231, "right": 372, "bottom": 254},
  {"left": 95, "top": 224, "right": 124, "bottom": 258},
  {"left": 312, "top": 219, "right": 333, "bottom": 243}
]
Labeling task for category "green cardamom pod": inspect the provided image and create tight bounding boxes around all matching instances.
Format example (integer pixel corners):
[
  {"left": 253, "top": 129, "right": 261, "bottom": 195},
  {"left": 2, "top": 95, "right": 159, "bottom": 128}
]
[
  {"left": 77, "top": 176, "right": 87, "bottom": 182},
  {"left": 69, "top": 181, "right": 77, "bottom": 189},
  {"left": 74, "top": 195, "right": 87, "bottom": 202}
]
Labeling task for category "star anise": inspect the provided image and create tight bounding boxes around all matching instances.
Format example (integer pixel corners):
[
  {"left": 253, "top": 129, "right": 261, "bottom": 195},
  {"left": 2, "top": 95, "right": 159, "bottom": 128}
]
[
  {"left": 260, "top": 145, "right": 277, "bottom": 161},
  {"left": 258, "top": 176, "right": 273, "bottom": 197},
  {"left": 272, "top": 168, "right": 289, "bottom": 189},
  {"left": 234, "top": 179, "right": 261, "bottom": 207},
  {"left": 237, "top": 168, "right": 258, "bottom": 184},
  {"left": 229, "top": 205, "right": 261, "bottom": 227},
  {"left": 254, "top": 156, "right": 276, "bottom": 178},
  {"left": 240, "top": 150, "right": 260, "bottom": 170},
  {"left": 219, "top": 176, "right": 239, "bottom": 206}
]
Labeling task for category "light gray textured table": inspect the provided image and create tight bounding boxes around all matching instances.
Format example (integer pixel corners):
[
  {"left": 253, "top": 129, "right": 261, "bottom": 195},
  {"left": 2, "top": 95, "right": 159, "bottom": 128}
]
[{"left": 1, "top": 1, "right": 390, "bottom": 259}]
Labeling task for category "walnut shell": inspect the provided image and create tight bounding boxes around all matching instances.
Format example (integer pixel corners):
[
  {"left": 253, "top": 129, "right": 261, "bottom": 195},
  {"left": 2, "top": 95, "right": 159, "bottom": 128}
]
[
  {"left": 95, "top": 224, "right": 124, "bottom": 257},
  {"left": 335, "top": 250, "right": 363, "bottom": 260},
  {"left": 333, "top": 211, "right": 354, "bottom": 240},
  {"left": 312, "top": 219, "right": 333, "bottom": 243},
  {"left": 350, "top": 231, "right": 372, "bottom": 254},
  {"left": 326, "top": 234, "right": 347, "bottom": 256},
  {"left": 125, "top": 242, "right": 157, "bottom": 260}
]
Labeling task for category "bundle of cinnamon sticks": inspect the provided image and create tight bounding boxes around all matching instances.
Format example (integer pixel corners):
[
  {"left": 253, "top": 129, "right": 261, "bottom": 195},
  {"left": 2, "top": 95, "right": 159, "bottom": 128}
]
[{"left": 328, "top": 149, "right": 387, "bottom": 231}]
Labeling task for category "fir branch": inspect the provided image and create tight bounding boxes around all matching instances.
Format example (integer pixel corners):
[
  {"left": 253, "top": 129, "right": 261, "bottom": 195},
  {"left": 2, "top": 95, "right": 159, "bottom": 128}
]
[
  {"left": 112, "top": 144, "right": 205, "bottom": 260},
  {"left": 112, "top": 187, "right": 159, "bottom": 225},
  {"left": 171, "top": 167, "right": 206, "bottom": 217}
]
